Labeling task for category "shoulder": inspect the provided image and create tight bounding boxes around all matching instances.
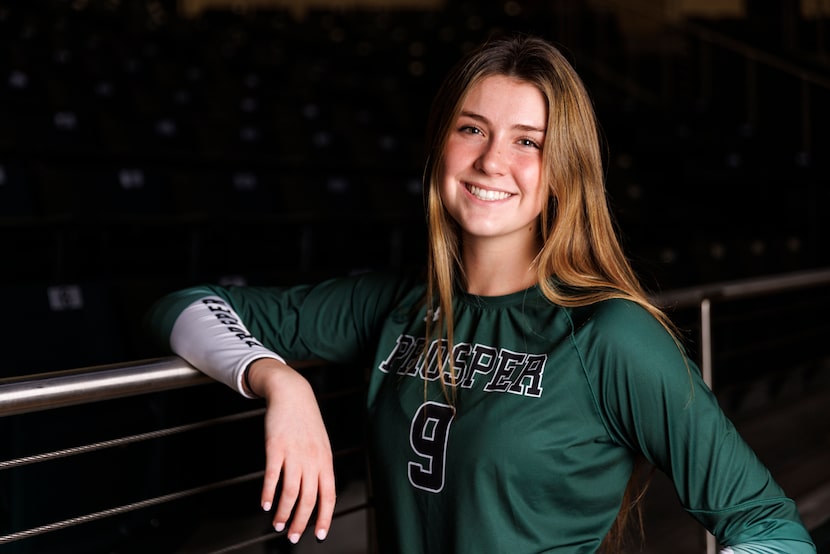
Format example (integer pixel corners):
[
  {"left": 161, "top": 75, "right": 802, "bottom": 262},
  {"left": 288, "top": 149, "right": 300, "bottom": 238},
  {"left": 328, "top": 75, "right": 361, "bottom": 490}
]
[
  {"left": 566, "top": 297, "right": 672, "bottom": 345},
  {"left": 566, "top": 299, "right": 709, "bottom": 450},
  {"left": 565, "top": 297, "right": 693, "bottom": 390},
  {"left": 308, "top": 270, "right": 425, "bottom": 309}
]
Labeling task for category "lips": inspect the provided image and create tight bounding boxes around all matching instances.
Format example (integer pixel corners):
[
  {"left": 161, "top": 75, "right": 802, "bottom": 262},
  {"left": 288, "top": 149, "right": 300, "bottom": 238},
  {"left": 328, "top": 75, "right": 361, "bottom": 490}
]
[{"left": 465, "top": 183, "right": 513, "bottom": 201}]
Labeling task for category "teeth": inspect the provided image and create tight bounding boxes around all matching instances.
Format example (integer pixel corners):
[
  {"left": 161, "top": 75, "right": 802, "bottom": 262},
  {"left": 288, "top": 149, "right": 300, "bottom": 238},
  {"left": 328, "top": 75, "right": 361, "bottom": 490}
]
[{"left": 467, "top": 184, "right": 511, "bottom": 201}]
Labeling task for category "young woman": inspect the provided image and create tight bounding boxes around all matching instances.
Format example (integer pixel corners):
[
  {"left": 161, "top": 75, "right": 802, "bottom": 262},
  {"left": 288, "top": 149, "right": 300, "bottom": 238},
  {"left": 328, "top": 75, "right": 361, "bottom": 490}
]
[{"left": 148, "top": 35, "right": 815, "bottom": 552}]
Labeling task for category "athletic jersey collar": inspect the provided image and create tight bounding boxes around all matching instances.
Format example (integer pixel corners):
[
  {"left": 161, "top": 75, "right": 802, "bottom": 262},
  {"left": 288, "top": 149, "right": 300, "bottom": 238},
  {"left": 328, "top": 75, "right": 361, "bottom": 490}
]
[{"left": 455, "top": 283, "right": 542, "bottom": 309}]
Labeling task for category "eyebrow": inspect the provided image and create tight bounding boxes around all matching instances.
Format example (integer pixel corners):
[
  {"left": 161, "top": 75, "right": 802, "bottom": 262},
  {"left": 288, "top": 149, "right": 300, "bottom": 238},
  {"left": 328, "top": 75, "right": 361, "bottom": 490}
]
[{"left": 459, "top": 111, "right": 546, "bottom": 134}]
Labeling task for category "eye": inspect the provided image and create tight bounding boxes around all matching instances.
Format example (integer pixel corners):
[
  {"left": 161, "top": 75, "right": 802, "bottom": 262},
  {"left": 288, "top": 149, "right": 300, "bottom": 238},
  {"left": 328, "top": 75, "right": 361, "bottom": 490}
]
[
  {"left": 518, "top": 137, "right": 541, "bottom": 149},
  {"left": 458, "top": 125, "right": 483, "bottom": 136}
]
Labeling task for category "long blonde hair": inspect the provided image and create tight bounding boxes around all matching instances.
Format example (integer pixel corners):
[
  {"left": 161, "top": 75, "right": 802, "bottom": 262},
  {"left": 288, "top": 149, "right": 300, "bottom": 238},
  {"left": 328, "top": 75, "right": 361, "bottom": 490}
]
[{"left": 422, "top": 34, "right": 673, "bottom": 552}]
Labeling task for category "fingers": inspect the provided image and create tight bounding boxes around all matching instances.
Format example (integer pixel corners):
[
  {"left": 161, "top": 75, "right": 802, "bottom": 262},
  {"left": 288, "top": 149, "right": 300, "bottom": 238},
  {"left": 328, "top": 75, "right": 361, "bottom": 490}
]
[
  {"left": 263, "top": 458, "right": 337, "bottom": 544},
  {"left": 254, "top": 363, "right": 336, "bottom": 544},
  {"left": 260, "top": 449, "right": 283, "bottom": 513},
  {"left": 314, "top": 468, "right": 338, "bottom": 541},
  {"left": 283, "top": 466, "right": 322, "bottom": 543}
]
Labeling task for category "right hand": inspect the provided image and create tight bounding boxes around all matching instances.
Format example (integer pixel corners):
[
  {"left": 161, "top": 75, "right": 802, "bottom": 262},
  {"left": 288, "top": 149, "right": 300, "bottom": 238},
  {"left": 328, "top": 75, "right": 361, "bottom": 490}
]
[{"left": 246, "top": 358, "right": 336, "bottom": 544}]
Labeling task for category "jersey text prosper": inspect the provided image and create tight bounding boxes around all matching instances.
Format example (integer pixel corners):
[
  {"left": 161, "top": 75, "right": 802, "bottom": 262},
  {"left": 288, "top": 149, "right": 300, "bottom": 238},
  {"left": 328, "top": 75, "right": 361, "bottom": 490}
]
[{"left": 378, "top": 334, "right": 546, "bottom": 397}]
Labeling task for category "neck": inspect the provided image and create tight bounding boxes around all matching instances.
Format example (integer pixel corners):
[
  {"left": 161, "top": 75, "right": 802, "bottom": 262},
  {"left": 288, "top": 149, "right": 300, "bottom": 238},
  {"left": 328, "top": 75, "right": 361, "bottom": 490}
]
[{"left": 461, "top": 234, "right": 542, "bottom": 296}]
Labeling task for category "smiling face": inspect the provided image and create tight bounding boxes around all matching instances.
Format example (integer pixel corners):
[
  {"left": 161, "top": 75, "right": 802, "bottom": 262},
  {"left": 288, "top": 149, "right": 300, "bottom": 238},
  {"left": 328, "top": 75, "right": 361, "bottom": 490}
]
[{"left": 438, "top": 75, "right": 548, "bottom": 253}]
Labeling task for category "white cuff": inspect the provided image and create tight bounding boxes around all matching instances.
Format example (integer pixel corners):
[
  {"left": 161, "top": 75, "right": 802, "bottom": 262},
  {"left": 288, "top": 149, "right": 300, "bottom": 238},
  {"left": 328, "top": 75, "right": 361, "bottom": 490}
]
[{"left": 170, "top": 296, "right": 285, "bottom": 398}]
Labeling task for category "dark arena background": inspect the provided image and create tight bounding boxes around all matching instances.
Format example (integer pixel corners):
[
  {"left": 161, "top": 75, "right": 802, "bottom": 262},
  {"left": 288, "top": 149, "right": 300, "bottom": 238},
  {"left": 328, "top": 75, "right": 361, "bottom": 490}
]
[{"left": 1, "top": 0, "right": 829, "bottom": 552}]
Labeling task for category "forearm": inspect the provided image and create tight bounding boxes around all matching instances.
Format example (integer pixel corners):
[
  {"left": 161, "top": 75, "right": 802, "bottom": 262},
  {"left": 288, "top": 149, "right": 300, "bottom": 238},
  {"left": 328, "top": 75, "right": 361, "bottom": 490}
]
[
  {"left": 245, "top": 357, "right": 310, "bottom": 399},
  {"left": 148, "top": 287, "right": 337, "bottom": 544},
  {"left": 170, "top": 296, "right": 285, "bottom": 398}
]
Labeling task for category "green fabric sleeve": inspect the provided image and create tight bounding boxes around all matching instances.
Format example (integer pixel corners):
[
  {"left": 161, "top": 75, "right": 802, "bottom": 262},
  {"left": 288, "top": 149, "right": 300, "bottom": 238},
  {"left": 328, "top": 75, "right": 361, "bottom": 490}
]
[
  {"left": 575, "top": 299, "right": 815, "bottom": 549},
  {"left": 145, "top": 272, "right": 418, "bottom": 364}
]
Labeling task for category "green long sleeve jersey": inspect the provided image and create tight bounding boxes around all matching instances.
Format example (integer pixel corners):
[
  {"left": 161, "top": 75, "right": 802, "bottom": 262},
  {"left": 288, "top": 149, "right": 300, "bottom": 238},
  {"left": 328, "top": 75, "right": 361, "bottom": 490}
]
[{"left": 149, "top": 271, "right": 815, "bottom": 553}]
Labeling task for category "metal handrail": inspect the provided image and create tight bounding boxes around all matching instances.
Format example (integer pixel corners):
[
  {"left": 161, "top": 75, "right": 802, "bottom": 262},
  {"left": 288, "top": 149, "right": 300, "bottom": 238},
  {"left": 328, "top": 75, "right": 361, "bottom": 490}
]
[
  {"left": 651, "top": 267, "right": 830, "bottom": 392},
  {"left": 0, "top": 357, "right": 211, "bottom": 417},
  {"left": 652, "top": 267, "right": 830, "bottom": 308},
  {"left": 2, "top": 268, "right": 829, "bottom": 419}
]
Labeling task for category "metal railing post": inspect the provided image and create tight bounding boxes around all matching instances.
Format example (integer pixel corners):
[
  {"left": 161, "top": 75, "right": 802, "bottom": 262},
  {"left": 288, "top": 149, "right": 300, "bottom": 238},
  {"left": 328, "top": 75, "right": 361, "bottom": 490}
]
[
  {"left": 700, "top": 297, "right": 717, "bottom": 554},
  {"left": 700, "top": 297, "right": 713, "bottom": 389}
]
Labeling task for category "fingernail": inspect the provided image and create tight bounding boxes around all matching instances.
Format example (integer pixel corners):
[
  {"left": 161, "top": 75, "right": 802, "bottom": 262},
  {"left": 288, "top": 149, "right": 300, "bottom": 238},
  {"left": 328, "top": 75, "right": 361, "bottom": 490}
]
[
  {"left": 288, "top": 533, "right": 301, "bottom": 544},
  {"left": 316, "top": 529, "right": 328, "bottom": 543},
  {"left": 274, "top": 522, "right": 285, "bottom": 533},
  {"left": 262, "top": 501, "right": 271, "bottom": 511}
]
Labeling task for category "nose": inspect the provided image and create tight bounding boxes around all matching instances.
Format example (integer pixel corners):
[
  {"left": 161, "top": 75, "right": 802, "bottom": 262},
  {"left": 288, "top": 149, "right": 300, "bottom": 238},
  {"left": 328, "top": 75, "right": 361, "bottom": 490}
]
[{"left": 475, "top": 139, "right": 507, "bottom": 175}]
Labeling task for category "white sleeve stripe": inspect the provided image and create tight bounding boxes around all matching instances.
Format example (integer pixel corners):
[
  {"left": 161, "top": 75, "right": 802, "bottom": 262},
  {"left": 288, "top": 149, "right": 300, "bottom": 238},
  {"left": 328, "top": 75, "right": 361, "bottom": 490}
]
[
  {"left": 720, "top": 542, "right": 812, "bottom": 553},
  {"left": 170, "top": 297, "right": 285, "bottom": 398}
]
